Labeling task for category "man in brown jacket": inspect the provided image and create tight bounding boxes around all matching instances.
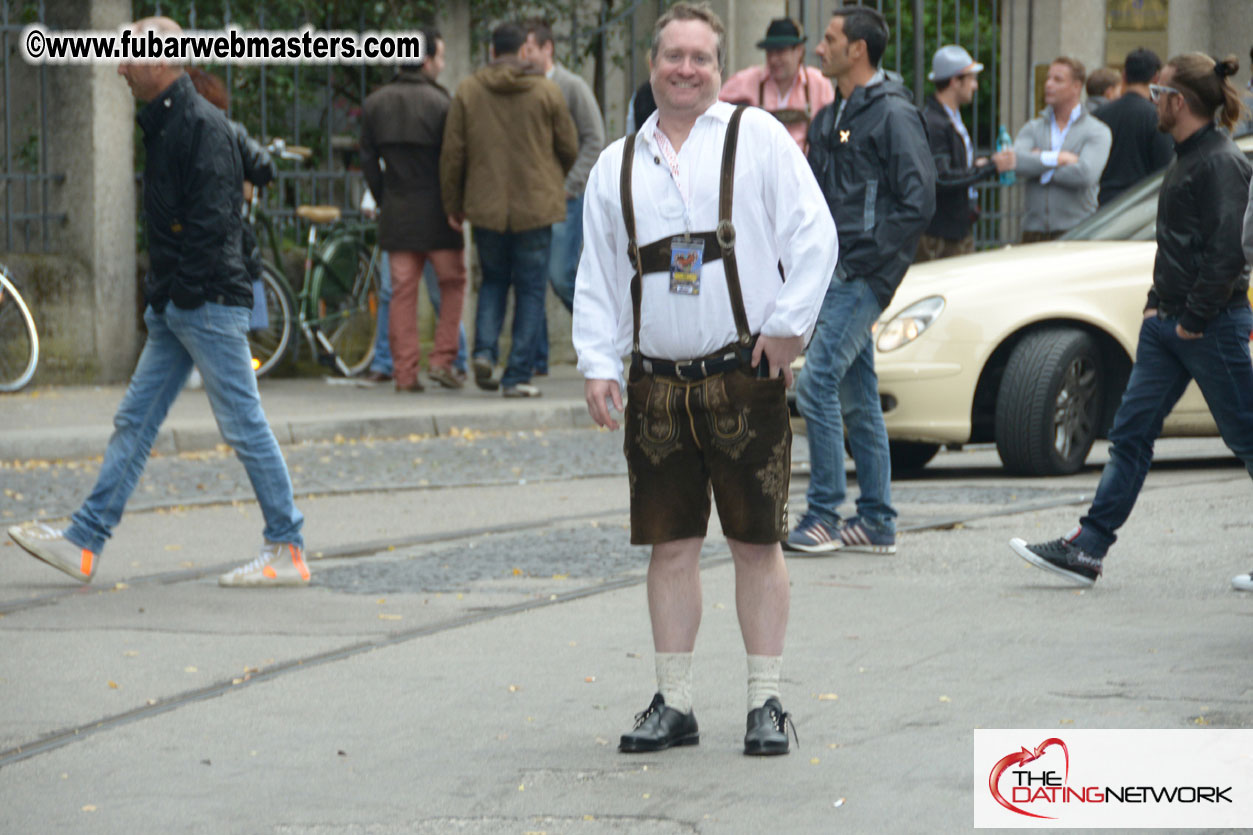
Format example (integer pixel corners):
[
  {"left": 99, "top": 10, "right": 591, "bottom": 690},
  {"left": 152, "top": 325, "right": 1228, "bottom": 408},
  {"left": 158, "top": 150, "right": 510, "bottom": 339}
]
[
  {"left": 361, "top": 28, "right": 467, "bottom": 392},
  {"left": 440, "top": 22, "right": 578, "bottom": 397}
]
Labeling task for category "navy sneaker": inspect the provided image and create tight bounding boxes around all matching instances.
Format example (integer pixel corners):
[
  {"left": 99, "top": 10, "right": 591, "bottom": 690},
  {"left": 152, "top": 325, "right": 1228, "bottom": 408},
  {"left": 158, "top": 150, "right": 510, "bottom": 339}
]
[
  {"left": 837, "top": 518, "right": 896, "bottom": 554},
  {"left": 784, "top": 513, "right": 841, "bottom": 554},
  {"left": 1009, "top": 532, "right": 1102, "bottom": 587}
]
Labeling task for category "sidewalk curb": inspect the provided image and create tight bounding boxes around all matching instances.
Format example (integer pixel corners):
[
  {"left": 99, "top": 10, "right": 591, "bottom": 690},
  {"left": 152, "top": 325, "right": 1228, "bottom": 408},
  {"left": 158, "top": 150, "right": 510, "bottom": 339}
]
[{"left": 1, "top": 403, "right": 589, "bottom": 462}]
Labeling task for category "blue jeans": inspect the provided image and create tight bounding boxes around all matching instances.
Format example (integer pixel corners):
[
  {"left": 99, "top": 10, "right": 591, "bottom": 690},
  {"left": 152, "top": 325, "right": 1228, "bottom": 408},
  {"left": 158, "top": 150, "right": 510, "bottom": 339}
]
[
  {"left": 1075, "top": 306, "right": 1253, "bottom": 557},
  {"left": 371, "top": 253, "right": 468, "bottom": 375},
  {"left": 795, "top": 277, "right": 896, "bottom": 534},
  {"left": 473, "top": 226, "right": 552, "bottom": 389},
  {"left": 535, "top": 194, "right": 584, "bottom": 373},
  {"left": 66, "top": 303, "right": 304, "bottom": 553}
]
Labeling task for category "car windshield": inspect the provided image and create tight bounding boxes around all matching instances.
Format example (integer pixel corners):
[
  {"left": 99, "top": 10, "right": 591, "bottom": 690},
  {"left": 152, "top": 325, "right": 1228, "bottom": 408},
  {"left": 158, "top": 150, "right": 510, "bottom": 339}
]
[
  {"left": 1062, "top": 139, "right": 1253, "bottom": 243},
  {"left": 1061, "top": 175, "right": 1162, "bottom": 242}
]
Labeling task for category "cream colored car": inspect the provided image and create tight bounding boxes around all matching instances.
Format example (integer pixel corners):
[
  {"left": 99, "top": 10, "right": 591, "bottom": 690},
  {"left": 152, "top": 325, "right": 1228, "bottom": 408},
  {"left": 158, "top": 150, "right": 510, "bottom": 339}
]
[{"left": 870, "top": 136, "right": 1252, "bottom": 476}]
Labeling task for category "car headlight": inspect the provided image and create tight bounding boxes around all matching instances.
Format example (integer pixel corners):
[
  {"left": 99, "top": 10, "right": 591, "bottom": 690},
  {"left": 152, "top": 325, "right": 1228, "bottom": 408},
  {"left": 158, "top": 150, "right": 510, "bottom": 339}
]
[{"left": 875, "top": 296, "right": 945, "bottom": 352}]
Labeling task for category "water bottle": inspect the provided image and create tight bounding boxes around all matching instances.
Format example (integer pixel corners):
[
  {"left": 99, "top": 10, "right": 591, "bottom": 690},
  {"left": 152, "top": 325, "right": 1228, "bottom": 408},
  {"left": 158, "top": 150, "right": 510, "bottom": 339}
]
[{"left": 996, "top": 125, "right": 1016, "bottom": 186}]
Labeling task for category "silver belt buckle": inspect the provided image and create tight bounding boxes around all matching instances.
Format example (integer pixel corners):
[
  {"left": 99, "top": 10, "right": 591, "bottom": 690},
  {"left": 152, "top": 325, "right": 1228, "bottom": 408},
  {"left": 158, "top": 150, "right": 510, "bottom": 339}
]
[{"left": 674, "top": 360, "right": 693, "bottom": 380}]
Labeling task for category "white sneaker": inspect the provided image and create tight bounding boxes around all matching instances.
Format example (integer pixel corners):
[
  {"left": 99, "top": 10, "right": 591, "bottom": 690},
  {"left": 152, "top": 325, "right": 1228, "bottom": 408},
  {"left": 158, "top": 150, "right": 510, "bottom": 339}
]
[
  {"left": 8, "top": 521, "right": 98, "bottom": 583},
  {"left": 218, "top": 542, "right": 310, "bottom": 587},
  {"left": 502, "top": 383, "right": 541, "bottom": 398},
  {"left": 1232, "top": 572, "right": 1253, "bottom": 592},
  {"left": 185, "top": 368, "right": 203, "bottom": 390}
]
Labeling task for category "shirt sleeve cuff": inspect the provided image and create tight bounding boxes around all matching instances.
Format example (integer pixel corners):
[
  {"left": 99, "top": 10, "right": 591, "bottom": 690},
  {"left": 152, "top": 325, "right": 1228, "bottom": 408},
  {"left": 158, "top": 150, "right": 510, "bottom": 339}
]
[{"left": 1039, "top": 151, "right": 1060, "bottom": 167}]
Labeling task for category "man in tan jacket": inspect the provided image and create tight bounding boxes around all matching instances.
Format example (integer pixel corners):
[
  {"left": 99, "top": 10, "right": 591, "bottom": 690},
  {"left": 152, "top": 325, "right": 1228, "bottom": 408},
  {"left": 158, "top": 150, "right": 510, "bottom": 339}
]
[{"left": 440, "top": 22, "right": 578, "bottom": 398}]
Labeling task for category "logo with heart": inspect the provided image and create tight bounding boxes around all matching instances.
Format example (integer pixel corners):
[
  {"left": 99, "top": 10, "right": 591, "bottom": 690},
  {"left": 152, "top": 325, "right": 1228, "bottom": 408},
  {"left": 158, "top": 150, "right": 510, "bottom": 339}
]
[{"left": 988, "top": 737, "right": 1070, "bottom": 819}]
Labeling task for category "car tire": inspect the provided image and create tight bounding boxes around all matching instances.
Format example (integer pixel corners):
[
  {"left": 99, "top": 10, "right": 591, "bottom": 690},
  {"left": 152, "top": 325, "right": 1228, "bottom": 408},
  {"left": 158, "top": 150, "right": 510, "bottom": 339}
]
[
  {"left": 995, "top": 328, "right": 1103, "bottom": 476},
  {"left": 889, "top": 441, "right": 940, "bottom": 473}
]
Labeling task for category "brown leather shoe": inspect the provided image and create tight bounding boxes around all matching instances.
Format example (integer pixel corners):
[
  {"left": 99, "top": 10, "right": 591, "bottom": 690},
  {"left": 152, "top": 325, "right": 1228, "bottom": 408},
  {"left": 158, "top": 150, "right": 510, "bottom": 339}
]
[
  {"left": 428, "top": 365, "right": 464, "bottom": 390},
  {"left": 395, "top": 381, "right": 425, "bottom": 393},
  {"left": 361, "top": 370, "right": 392, "bottom": 383}
]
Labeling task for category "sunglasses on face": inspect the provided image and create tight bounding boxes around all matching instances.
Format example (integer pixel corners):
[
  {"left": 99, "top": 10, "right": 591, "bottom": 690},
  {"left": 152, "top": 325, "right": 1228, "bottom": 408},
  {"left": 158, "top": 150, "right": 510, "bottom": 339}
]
[{"left": 1149, "top": 83, "right": 1181, "bottom": 102}]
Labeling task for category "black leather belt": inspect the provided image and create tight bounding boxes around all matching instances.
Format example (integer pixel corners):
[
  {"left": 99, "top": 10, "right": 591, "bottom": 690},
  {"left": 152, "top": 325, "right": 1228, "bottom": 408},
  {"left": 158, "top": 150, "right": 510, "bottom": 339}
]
[{"left": 632, "top": 340, "right": 763, "bottom": 382}]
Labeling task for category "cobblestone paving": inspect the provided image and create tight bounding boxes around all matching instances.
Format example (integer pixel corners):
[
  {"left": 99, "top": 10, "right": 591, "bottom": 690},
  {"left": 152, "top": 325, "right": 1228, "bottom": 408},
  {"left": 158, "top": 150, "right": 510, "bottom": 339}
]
[
  {"left": 1, "top": 427, "right": 1080, "bottom": 525},
  {"left": 315, "top": 522, "right": 686, "bottom": 595},
  {"left": 1, "top": 428, "right": 628, "bottom": 521}
]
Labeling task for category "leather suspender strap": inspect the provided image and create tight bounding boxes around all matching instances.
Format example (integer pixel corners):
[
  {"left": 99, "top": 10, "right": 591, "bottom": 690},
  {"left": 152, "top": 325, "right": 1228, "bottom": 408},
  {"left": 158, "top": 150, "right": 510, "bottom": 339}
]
[
  {"left": 621, "top": 133, "right": 645, "bottom": 352},
  {"left": 719, "top": 105, "right": 752, "bottom": 346}
]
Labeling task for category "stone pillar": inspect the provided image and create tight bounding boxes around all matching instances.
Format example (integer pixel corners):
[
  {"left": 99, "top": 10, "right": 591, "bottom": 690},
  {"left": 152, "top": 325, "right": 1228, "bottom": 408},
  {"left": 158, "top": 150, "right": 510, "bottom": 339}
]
[{"left": 43, "top": 0, "right": 137, "bottom": 382}]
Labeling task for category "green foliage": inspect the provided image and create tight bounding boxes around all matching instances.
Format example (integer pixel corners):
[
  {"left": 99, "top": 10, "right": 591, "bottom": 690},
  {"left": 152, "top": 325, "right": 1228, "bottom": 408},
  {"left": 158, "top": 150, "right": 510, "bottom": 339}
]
[{"left": 879, "top": 1, "right": 1001, "bottom": 147}]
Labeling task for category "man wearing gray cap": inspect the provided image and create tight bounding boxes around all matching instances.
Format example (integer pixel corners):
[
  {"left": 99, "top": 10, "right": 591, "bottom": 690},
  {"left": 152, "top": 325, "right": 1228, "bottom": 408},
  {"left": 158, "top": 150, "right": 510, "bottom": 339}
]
[{"left": 917, "top": 45, "right": 1016, "bottom": 261}]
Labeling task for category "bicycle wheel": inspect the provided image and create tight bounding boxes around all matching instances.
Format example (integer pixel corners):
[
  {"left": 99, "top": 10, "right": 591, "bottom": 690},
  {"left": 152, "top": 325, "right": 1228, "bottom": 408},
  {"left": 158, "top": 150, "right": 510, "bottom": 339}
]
[
  {"left": 315, "top": 237, "right": 379, "bottom": 376},
  {"left": 248, "top": 263, "right": 295, "bottom": 378},
  {"left": 0, "top": 271, "right": 39, "bottom": 392}
]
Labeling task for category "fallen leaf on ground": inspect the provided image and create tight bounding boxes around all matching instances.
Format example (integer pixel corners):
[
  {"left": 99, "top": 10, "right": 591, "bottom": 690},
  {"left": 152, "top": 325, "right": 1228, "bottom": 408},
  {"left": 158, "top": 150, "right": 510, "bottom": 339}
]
[
  {"left": 817, "top": 693, "right": 838, "bottom": 701},
  {"left": 810, "top": 758, "right": 820, "bottom": 765},
  {"left": 82, "top": 805, "right": 97, "bottom": 812},
  {"left": 184, "top": 667, "right": 198, "bottom": 673},
  {"left": 378, "top": 614, "right": 402, "bottom": 621},
  {"left": 939, "top": 695, "right": 951, "bottom": 703},
  {"left": 107, "top": 681, "right": 119, "bottom": 689},
  {"left": 584, "top": 676, "right": 596, "bottom": 683}
]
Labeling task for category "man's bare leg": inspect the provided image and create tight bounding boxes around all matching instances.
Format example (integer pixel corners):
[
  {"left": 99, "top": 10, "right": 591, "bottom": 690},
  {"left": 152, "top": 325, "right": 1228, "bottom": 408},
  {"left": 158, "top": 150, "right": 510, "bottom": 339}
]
[
  {"left": 646, "top": 536, "right": 703, "bottom": 714},
  {"left": 728, "top": 538, "right": 789, "bottom": 657}
]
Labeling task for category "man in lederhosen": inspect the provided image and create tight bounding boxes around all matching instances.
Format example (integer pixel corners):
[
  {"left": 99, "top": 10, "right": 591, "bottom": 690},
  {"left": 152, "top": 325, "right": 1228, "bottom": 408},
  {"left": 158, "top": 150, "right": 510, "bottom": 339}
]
[
  {"left": 719, "top": 17, "right": 834, "bottom": 154},
  {"left": 573, "top": 2, "right": 837, "bottom": 757}
]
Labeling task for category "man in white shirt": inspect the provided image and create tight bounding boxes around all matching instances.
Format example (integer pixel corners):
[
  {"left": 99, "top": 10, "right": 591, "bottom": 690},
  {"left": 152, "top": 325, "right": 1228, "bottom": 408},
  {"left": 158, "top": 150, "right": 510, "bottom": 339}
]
[{"left": 573, "top": 1, "right": 837, "bottom": 758}]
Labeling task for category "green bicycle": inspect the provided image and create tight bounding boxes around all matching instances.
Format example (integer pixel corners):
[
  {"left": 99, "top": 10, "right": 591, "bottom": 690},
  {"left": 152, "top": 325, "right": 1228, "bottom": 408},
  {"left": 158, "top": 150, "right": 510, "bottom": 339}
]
[{"left": 246, "top": 139, "right": 382, "bottom": 378}]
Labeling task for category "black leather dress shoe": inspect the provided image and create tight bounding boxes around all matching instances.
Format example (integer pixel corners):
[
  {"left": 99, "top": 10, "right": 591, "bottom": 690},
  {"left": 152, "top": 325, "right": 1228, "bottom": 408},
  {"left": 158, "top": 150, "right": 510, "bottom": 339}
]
[
  {"left": 619, "top": 693, "right": 699, "bottom": 753},
  {"left": 744, "top": 697, "right": 794, "bottom": 756}
]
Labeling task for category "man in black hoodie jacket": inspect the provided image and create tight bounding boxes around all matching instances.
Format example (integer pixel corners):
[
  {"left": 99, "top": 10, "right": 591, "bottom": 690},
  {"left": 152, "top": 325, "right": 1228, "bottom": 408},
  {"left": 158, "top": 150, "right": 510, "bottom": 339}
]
[
  {"left": 1010, "top": 53, "right": 1253, "bottom": 592},
  {"left": 7, "top": 17, "right": 306, "bottom": 589},
  {"left": 786, "top": 6, "right": 935, "bottom": 556}
]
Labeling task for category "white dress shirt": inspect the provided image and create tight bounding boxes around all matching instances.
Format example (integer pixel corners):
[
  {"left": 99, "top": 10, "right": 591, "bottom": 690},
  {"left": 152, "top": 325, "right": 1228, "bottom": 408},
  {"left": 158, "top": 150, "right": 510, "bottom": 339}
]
[
  {"left": 1040, "top": 103, "right": 1082, "bottom": 184},
  {"left": 573, "top": 101, "right": 838, "bottom": 385}
]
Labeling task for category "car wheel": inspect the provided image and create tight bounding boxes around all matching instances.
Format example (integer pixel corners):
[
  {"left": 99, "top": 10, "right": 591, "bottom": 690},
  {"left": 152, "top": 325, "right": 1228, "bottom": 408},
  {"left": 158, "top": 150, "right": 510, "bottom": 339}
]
[
  {"left": 995, "top": 328, "right": 1103, "bottom": 476},
  {"left": 889, "top": 441, "right": 940, "bottom": 473}
]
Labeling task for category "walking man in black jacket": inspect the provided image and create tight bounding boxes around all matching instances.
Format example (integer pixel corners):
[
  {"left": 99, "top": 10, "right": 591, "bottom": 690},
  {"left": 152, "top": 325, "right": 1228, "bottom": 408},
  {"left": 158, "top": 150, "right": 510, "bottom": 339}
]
[
  {"left": 786, "top": 6, "right": 935, "bottom": 554},
  {"left": 917, "top": 45, "right": 1015, "bottom": 261},
  {"left": 7, "top": 17, "right": 307, "bottom": 588},
  {"left": 1010, "top": 53, "right": 1253, "bottom": 591}
]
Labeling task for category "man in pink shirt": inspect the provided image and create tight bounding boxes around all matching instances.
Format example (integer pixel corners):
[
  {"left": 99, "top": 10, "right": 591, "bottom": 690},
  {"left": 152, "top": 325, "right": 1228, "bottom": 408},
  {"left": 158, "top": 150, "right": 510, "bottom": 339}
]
[{"left": 718, "top": 17, "right": 835, "bottom": 153}]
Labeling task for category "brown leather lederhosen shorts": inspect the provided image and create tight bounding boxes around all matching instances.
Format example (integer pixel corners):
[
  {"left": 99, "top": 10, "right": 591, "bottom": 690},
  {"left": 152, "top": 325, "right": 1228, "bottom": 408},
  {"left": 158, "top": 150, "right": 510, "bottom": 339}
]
[{"left": 623, "top": 356, "right": 791, "bottom": 546}]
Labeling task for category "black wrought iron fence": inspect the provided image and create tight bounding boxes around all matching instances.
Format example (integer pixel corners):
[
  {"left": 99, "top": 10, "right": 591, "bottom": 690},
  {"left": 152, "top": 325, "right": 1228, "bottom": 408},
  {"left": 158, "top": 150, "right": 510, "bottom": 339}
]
[{"left": 2, "top": 0, "right": 66, "bottom": 253}]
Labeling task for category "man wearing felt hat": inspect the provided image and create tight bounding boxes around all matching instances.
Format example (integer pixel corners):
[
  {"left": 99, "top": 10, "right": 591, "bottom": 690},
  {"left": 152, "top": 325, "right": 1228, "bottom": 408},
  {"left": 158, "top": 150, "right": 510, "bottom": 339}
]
[
  {"left": 917, "top": 44, "right": 1016, "bottom": 261},
  {"left": 719, "top": 17, "right": 834, "bottom": 152}
]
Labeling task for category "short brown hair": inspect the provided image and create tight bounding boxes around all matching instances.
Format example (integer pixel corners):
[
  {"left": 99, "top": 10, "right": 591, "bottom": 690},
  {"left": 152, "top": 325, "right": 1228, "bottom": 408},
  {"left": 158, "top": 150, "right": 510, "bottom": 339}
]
[
  {"left": 522, "top": 18, "right": 553, "bottom": 49},
  {"left": 1086, "top": 67, "right": 1119, "bottom": 98},
  {"left": 1167, "top": 52, "right": 1247, "bottom": 131},
  {"left": 651, "top": 2, "right": 725, "bottom": 71},
  {"left": 1051, "top": 56, "right": 1087, "bottom": 86}
]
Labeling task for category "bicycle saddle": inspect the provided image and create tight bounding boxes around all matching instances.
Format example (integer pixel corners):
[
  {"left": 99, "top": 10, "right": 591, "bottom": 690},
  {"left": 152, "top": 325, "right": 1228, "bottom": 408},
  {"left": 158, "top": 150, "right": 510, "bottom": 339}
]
[{"left": 295, "top": 205, "right": 342, "bottom": 224}]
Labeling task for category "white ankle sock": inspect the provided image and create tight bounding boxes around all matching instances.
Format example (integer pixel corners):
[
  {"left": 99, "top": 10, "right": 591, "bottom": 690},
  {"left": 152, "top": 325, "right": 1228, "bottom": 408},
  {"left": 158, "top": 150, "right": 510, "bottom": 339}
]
[
  {"left": 747, "top": 654, "right": 782, "bottom": 711},
  {"left": 655, "top": 652, "right": 693, "bottom": 714}
]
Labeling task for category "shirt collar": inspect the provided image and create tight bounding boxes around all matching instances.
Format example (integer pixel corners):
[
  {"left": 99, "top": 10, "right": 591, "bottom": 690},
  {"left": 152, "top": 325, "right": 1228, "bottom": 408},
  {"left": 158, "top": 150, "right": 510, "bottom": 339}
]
[
  {"left": 137, "top": 73, "right": 193, "bottom": 135},
  {"left": 637, "top": 100, "right": 733, "bottom": 151},
  {"left": 545, "top": 65, "right": 555, "bottom": 80}
]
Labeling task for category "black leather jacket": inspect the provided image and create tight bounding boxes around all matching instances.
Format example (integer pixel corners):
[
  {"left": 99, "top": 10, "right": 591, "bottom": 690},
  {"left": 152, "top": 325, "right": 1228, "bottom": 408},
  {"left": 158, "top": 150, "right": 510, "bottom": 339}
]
[
  {"left": 807, "top": 79, "right": 936, "bottom": 309},
  {"left": 922, "top": 95, "right": 996, "bottom": 241},
  {"left": 230, "top": 120, "right": 275, "bottom": 282},
  {"left": 138, "top": 74, "right": 250, "bottom": 311},
  {"left": 1146, "top": 123, "right": 1252, "bottom": 334}
]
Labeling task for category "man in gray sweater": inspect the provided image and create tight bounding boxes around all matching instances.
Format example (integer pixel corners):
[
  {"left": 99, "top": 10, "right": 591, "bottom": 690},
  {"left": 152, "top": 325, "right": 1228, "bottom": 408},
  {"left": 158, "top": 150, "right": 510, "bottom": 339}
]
[
  {"left": 522, "top": 19, "right": 606, "bottom": 374},
  {"left": 1012, "top": 56, "right": 1112, "bottom": 242}
]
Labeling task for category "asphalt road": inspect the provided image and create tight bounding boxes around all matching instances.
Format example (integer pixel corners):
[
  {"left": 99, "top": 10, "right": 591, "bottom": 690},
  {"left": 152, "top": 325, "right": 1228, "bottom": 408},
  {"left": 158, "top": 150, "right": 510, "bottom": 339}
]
[{"left": 1, "top": 433, "right": 1250, "bottom": 832}]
